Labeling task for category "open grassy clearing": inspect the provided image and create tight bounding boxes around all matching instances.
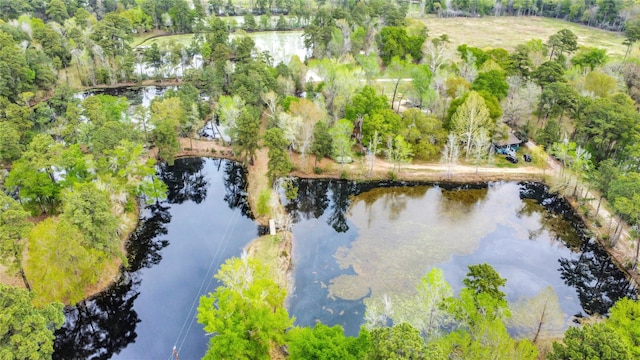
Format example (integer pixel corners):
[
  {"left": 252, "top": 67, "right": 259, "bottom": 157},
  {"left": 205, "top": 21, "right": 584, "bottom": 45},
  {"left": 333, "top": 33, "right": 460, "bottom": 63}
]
[
  {"left": 417, "top": 16, "right": 630, "bottom": 57},
  {"left": 135, "top": 33, "right": 195, "bottom": 48}
]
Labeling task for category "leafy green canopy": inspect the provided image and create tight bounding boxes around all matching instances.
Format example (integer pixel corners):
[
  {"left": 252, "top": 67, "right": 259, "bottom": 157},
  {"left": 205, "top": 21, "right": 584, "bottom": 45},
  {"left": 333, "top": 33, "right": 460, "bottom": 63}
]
[
  {"left": 0, "top": 284, "right": 65, "bottom": 360},
  {"left": 197, "top": 256, "right": 292, "bottom": 359}
]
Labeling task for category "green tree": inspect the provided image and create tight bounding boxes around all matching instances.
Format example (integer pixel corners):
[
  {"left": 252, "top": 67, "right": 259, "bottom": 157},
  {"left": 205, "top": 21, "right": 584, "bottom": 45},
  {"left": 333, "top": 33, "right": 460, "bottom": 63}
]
[
  {"left": 471, "top": 70, "right": 509, "bottom": 100},
  {"left": 377, "top": 26, "right": 425, "bottom": 65},
  {"left": 0, "top": 193, "right": 33, "bottom": 289},
  {"left": 264, "top": 127, "right": 293, "bottom": 183},
  {"left": 399, "top": 109, "right": 446, "bottom": 160},
  {"left": 311, "top": 120, "right": 332, "bottom": 165},
  {"left": 46, "top": 0, "right": 69, "bottom": 23},
  {"left": 0, "top": 284, "right": 65, "bottom": 360},
  {"left": 330, "top": 119, "right": 355, "bottom": 164},
  {"left": 571, "top": 47, "right": 608, "bottom": 71},
  {"left": 151, "top": 97, "right": 184, "bottom": 165},
  {"left": 532, "top": 61, "right": 566, "bottom": 90},
  {"left": 197, "top": 256, "right": 292, "bottom": 359},
  {"left": 607, "top": 298, "right": 640, "bottom": 357},
  {"left": 548, "top": 323, "right": 631, "bottom": 360},
  {"left": 463, "top": 263, "right": 507, "bottom": 302},
  {"left": 232, "top": 108, "right": 260, "bottom": 165},
  {"left": 546, "top": 29, "right": 578, "bottom": 61},
  {"left": 368, "top": 323, "right": 428, "bottom": 360},
  {"left": 450, "top": 91, "right": 492, "bottom": 160},
  {"left": 0, "top": 122, "right": 22, "bottom": 163},
  {"left": 152, "top": 118, "right": 180, "bottom": 166},
  {"left": 26, "top": 218, "right": 105, "bottom": 305},
  {"left": 61, "top": 182, "right": 118, "bottom": 253},
  {"left": 5, "top": 160, "right": 61, "bottom": 215},
  {"left": 287, "top": 324, "right": 371, "bottom": 360}
]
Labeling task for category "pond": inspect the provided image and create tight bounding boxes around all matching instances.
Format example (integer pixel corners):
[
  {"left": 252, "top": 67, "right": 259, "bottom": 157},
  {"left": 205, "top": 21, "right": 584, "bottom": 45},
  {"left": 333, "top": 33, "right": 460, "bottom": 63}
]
[
  {"left": 285, "top": 180, "right": 637, "bottom": 336},
  {"left": 53, "top": 170, "right": 636, "bottom": 358},
  {"left": 230, "top": 31, "right": 308, "bottom": 65},
  {"left": 53, "top": 158, "right": 257, "bottom": 360},
  {"left": 74, "top": 86, "right": 177, "bottom": 107},
  {"left": 133, "top": 30, "right": 307, "bottom": 78}
]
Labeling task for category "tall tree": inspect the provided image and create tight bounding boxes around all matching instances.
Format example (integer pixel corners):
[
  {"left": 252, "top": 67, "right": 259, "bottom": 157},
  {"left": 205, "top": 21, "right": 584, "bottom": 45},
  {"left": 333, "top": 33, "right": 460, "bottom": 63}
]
[
  {"left": 329, "top": 119, "right": 355, "bottom": 165},
  {"left": 311, "top": 120, "right": 332, "bottom": 165},
  {"left": 197, "top": 255, "right": 292, "bottom": 359},
  {"left": 450, "top": 91, "right": 492, "bottom": 160},
  {"left": 232, "top": 108, "right": 260, "bottom": 165},
  {"left": 287, "top": 323, "right": 370, "bottom": 360},
  {"left": 264, "top": 127, "right": 293, "bottom": 183},
  {"left": 0, "top": 194, "right": 33, "bottom": 289},
  {"left": 508, "top": 286, "right": 564, "bottom": 344},
  {"left": 0, "top": 284, "right": 65, "bottom": 360},
  {"left": 61, "top": 182, "right": 119, "bottom": 253}
]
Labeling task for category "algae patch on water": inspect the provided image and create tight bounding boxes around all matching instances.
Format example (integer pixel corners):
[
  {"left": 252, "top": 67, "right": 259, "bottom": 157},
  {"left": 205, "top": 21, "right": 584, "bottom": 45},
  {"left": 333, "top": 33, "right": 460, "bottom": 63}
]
[{"left": 328, "top": 184, "right": 525, "bottom": 301}]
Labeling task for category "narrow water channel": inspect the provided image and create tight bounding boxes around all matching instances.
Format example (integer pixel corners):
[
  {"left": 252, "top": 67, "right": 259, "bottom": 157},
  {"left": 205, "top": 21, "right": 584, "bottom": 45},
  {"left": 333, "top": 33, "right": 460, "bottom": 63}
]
[{"left": 53, "top": 158, "right": 257, "bottom": 360}]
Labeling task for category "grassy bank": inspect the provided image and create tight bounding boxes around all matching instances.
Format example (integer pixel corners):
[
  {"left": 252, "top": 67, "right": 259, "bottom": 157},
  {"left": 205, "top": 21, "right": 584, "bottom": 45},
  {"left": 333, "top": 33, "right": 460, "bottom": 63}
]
[{"left": 418, "top": 16, "right": 629, "bottom": 57}]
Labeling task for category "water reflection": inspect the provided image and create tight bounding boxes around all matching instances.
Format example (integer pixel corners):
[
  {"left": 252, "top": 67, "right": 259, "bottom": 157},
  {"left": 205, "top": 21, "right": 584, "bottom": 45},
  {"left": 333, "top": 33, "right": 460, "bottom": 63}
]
[
  {"left": 223, "top": 160, "right": 252, "bottom": 218},
  {"left": 53, "top": 201, "right": 170, "bottom": 360},
  {"left": 559, "top": 241, "right": 637, "bottom": 318},
  {"left": 158, "top": 157, "right": 208, "bottom": 204},
  {"left": 287, "top": 180, "right": 636, "bottom": 336},
  {"left": 54, "top": 158, "right": 257, "bottom": 359},
  {"left": 54, "top": 275, "right": 141, "bottom": 360},
  {"left": 74, "top": 86, "right": 176, "bottom": 108}
]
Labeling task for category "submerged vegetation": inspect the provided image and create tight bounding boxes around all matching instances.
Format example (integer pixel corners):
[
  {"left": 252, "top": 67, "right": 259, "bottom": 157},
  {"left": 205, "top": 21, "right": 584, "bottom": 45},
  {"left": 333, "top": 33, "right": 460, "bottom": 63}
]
[{"left": 1, "top": 0, "right": 640, "bottom": 358}]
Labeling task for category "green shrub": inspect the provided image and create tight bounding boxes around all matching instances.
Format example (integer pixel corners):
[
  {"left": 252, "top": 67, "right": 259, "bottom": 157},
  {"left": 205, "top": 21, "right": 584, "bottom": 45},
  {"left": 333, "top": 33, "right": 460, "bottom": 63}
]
[
  {"left": 256, "top": 190, "right": 271, "bottom": 217},
  {"left": 313, "top": 167, "right": 323, "bottom": 174}
]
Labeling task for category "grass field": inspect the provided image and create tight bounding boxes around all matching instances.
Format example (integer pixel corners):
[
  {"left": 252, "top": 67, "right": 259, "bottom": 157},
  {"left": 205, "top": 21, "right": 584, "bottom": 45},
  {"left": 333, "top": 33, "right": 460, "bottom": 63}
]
[
  {"left": 135, "top": 33, "right": 195, "bottom": 48},
  {"left": 417, "top": 15, "right": 630, "bottom": 57}
]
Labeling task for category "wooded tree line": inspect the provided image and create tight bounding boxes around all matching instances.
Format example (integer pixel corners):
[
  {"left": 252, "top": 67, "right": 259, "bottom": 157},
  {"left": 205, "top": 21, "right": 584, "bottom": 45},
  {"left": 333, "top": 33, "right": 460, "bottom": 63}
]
[{"left": 198, "top": 256, "right": 640, "bottom": 359}]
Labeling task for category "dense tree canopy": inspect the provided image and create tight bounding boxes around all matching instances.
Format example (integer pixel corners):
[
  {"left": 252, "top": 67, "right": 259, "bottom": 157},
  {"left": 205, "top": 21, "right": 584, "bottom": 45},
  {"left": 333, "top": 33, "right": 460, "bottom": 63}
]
[{"left": 0, "top": 284, "right": 65, "bottom": 360}]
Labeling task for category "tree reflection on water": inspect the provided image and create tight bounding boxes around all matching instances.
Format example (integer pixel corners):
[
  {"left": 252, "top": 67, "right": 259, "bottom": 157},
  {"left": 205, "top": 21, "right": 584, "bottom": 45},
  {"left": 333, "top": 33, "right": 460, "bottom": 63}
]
[
  {"left": 53, "top": 202, "right": 171, "bottom": 360},
  {"left": 559, "top": 240, "right": 637, "bottom": 318},
  {"left": 519, "top": 182, "right": 637, "bottom": 316},
  {"left": 223, "top": 160, "right": 252, "bottom": 218},
  {"left": 158, "top": 157, "right": 208, "bottom": 204},
  {"left": 54, "top": 158, "right": 253, "bottom": 359}
]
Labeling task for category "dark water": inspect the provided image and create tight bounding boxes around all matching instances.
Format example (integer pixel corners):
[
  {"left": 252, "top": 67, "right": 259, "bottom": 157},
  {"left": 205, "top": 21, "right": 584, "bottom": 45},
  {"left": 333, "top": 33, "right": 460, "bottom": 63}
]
[
  {"left": 74, "top": 86, "right": 177, "bottom": 107},
  {"left": 53, "top": 158, "right": 256, "bottom": 360},
  {"left": 286, "top": 180, "right": 637, "bottom": 336}
]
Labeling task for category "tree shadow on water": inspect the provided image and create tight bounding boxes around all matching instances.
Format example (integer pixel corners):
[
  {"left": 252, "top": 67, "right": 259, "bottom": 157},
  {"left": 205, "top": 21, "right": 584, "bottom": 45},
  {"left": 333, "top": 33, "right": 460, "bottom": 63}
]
[
  {"left": 53, "top": 275, "right": 141, "bottom": 360},
  {"left": 558, "top": 239, "right": 637, "bottom": 319},
  {"left": 53, "top": 201, "right": 172, "bottom": 359},
  {"left": 158, "top": 158, "right": 208, "bottom": 204}
]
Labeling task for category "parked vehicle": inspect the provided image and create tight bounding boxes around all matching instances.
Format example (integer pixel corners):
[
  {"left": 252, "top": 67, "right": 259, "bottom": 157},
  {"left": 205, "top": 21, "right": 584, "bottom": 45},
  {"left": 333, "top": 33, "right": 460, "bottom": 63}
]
[
  {"left": 506, "top": 155, "right": 518, "bottom": 164},
  {"left": 523, "top": 154, "right": 532, "bottom": 162}
]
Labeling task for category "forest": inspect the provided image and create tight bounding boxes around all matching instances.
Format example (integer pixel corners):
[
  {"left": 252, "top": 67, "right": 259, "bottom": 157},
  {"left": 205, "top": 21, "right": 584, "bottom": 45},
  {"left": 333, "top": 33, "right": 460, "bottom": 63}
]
[{"left": 1, "top": 0, "right": 640, "bottom": 359}]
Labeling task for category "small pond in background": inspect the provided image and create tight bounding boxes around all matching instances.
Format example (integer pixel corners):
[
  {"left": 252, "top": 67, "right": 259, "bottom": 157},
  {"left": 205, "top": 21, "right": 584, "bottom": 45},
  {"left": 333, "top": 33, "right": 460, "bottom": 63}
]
[{"left": 286, "top": 180, "right": 637, "bottom": 336}]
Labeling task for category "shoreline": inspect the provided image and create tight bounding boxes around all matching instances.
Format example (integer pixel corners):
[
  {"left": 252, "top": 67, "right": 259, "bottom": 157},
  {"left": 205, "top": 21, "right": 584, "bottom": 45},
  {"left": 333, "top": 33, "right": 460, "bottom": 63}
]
[{"left": 4, "top": 140, "right": 636, "bottom": 306}]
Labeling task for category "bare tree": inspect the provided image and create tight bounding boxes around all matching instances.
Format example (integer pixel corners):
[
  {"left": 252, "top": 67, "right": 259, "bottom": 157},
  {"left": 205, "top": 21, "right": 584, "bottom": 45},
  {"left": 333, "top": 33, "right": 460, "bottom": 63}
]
[
  {"left": 261, "top": 90, "right": 279, "bottom": 126},
  {"left": 451, "top": 91, "right": 492, "bottom": 160},
  {"left": 508, "top": 286, "right": 564, "bottom": 344},
  {"left": 441, "top": 133, "right": 460, "bottom": 178}
]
